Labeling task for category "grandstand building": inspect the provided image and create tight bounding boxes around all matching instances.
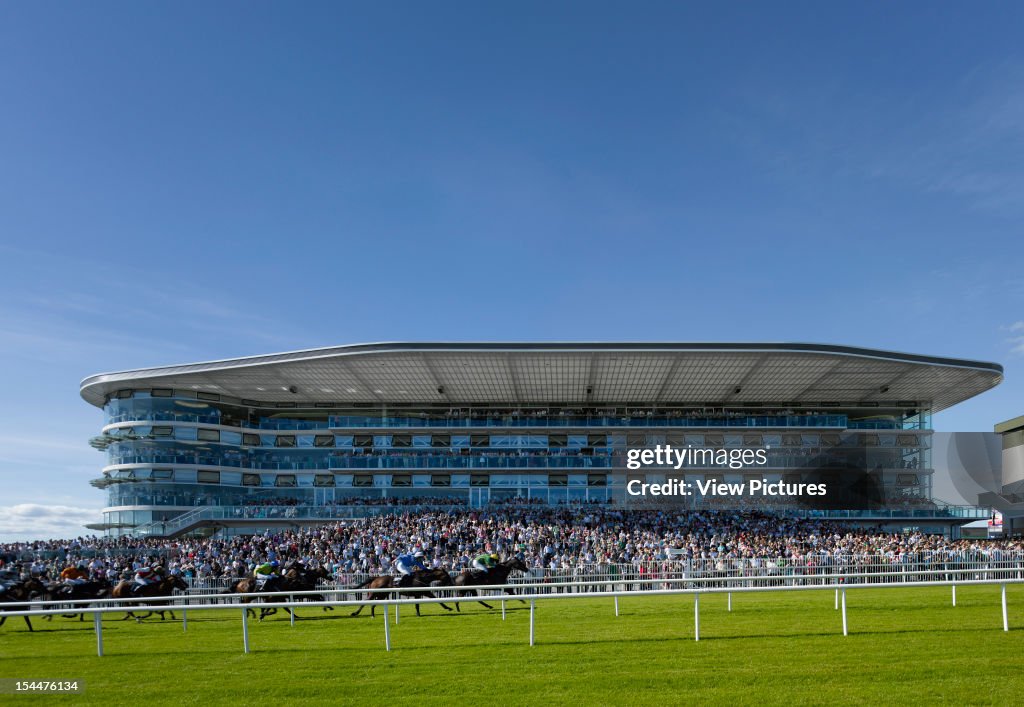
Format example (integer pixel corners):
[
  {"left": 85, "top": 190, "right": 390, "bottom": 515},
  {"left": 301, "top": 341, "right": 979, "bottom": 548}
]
[{"left": 80, "top": 343, "right": 1003, "bottom": 537}]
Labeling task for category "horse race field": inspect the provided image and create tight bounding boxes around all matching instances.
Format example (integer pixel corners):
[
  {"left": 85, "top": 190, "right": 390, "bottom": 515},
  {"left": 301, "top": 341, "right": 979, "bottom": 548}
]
[{"left": 2, "top": 585, "right": 1024, "bottom": 705}]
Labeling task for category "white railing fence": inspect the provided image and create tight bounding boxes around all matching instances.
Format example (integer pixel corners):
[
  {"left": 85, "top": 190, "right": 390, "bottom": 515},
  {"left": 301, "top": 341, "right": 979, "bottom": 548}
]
[
  {"left": 177, "top": 556, "right": 1024, "bottom": 595},
  {"left": 2, "top": 566, "right": 1021, "bottom": 657}
]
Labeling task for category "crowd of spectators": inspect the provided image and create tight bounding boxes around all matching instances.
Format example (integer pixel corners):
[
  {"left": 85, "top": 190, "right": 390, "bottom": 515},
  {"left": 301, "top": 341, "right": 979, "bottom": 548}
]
[{"left": 2, "top": 507, "right": 1021, "bottom": 585}]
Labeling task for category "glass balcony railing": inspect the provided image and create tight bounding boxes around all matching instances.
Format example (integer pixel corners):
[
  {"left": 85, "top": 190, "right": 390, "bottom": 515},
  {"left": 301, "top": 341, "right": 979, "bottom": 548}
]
[
  {"left": 329, "top": 414, "right": 851, "bottom": 429},
  {"left": 327, "top": 455, "right": 614, "bottom": 470},
  {"left": 103, "top": 412, "right": 932, "bottom": 432}
]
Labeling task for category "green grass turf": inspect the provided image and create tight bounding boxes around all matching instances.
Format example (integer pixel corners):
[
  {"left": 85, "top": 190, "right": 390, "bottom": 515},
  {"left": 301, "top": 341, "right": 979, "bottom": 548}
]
[{"left": 2, "top": 585, "right": 1023, "bottom": 705}]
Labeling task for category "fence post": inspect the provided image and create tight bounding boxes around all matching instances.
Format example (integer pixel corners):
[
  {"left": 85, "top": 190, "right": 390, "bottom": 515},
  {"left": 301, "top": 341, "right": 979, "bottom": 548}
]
[
  {"left": 841, "top": 588, "right": 848, "bottom": 636},
  {"left": 241, "top": 607, "right": 250, "bottom": 654},
  {"left": 501, "top": 599, "right": 506, "bottom": 621},
  {"left": 94, "top": 611, "right": 104, "bottom": 657},
  {"left": 952, "top": 585, "right": 956, "bottom": 607},
  {"left": 694, "top": 593, "right": 700, "bottom": 642},
  {"left": 835, "top": 587, "right": 839, "bottom": 610},
  {"left": 383, "top": 603, "right": 391, "bottom": 651},
  {"left": 395, "top": 603, "right": 400, "bottom": 625},
  {"left": 614, "top": 595, "right": 619, "bottom": 617},
  {"left": 529, "top": 599, "right": 535, "bottom": 646},
  {"left": 1002, "top": 584, "right": 1008, "bottom": 632},
  {"left": 728, "top": 592, "right": 732, "bottom": 612},
  {"left": 290, "top": 596, "right": 295, "bottom": 627},
  {"left": 183, "top": 608, "right": 187, "bottom": 632}
]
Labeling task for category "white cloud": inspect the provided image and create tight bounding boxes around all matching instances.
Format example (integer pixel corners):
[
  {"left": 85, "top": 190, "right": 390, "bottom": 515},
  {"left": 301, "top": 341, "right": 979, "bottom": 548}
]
[
  {"left": 0, "top": 504, "right": 101, "bottom": 543},
  {"left": 1004, "top": 321, "right": 1024, "bottom": 355}
]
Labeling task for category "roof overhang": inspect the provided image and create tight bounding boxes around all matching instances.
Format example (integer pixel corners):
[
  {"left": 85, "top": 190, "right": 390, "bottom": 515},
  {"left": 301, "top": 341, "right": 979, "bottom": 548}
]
[{"left": 79, "top": 342, "right": 1003, "bottom": 413}]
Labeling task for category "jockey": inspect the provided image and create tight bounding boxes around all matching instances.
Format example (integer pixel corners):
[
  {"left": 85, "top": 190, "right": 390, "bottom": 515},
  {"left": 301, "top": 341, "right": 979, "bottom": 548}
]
[
  {"left": 60, "top": 562, "right": 90, "bottom": 585},
  {"left": 393, "top": 551, "right": 427, "bottom": 586},
  {"left": 132, "top": 565, "right": 160, "bottom": 594},
  {"left": 254, "top": 560, "right": 279, "bottom": 588},
  {"left": 472, "top": 552, "right": 500, "bottom": 576}
]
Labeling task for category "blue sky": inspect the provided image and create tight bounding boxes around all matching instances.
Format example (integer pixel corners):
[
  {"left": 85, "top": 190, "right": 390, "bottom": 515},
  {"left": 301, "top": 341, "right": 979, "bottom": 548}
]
[{"left": 0, "top": 3, "right": 1022, "bottom": 540}]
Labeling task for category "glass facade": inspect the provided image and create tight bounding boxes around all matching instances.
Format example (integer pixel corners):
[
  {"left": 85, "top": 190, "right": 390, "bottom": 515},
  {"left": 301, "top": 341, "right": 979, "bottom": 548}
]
[{"left": 92, "top": 389, "right": 943, "bottom": 534}]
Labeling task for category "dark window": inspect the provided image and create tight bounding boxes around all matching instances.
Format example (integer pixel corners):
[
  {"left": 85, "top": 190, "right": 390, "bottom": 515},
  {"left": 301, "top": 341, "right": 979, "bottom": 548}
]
[
  {"left": 548, "top": 434, "right": 567, "bottom": 448},
  {"left": 470, "top": 474, "right": 489, "bottom": 487},
  {"left": 354, "top": 435, "right": 373, "bottom": 447},
  {"left": 470, "top": 434, "right": 489, "bottom": 447},
  {"left": 314, "top": 474, "right": 335, "bottom": 487},
  {"left": 197, "top": 392, "right": 220, "bottom": 402},
  {"left": 151, "top": 389, "right": 173, "bottom": 398},
  {"left": 151, "top": 426, "right": 173, "bottom": 437},
  {"left": 391, "top": 474, "right": 412, "bottom": 487},
  {"left": 432, "top": 435, "right": 450, "bottom": 447},
  {"left": 392, "top": 435, "right": 411, "bottom": 448},
  {"left": 242, "top": 473, "right": 261, "bottom": 487},
  {"left": 276, "top": 435, "right": 297, "bottom": 448},
  {"left": 588, "top": 474, "right": 607, "bottom": 487},
  {"left": 197, "top": 470, "right": 220, "bottom": 484},
  {"left": 587, "top": 434, "right": 606, "bottom": 447},
  {"left": 353, "top": 474, "right": 373, "bottom": 487},
  {"left": 549, "top": 474, "right": 568, "bottom": 487},
  {"left": 431, "top": 475, "right": 451, "bottom": 487},
  {"left": 197, "top": 428, "right": 220, "bottom": 442},
  {"left": 314, "top": 435, "right": 335, "bottom": 448},
  {"left": 116, "top": 389, "right": 133, "bottom": 399},
  {"left": 275, "top": 474, "right": 297, "bottom": 487},
  {"left": 152, "top": 468, "right": 173, "bottom": 480},
  {"left": 242, "top": 433, "right": 261, "bottom": 447}
]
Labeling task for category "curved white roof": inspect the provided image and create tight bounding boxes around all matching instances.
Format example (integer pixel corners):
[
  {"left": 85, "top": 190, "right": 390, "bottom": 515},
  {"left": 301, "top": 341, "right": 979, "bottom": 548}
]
[{"left": 80, "top": 342, "right": 1003, "bottom": 412}]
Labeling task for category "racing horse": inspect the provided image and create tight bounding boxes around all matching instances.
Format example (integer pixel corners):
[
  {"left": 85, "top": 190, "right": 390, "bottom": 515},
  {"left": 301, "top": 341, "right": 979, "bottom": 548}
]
[
  {"left": 40, "top": 579, "right": 112, "bottom": 622},
  {"left": 111, "top": 574, "right": 189, "bottom": 621},
  {"left": 223, "top": 575, "right": 286, "bottom": 620},
  {"left": 253, "top": 564, "right": 336, "bottom": 621},
  {"left": 349, "top": 568, "right": 455, "bottom": 618},
  {"left": 452, "top": 557, "right": 530, "bottom": 611},
  {"left": 0, "top": 577, "right": 47, "bottom": 632}
]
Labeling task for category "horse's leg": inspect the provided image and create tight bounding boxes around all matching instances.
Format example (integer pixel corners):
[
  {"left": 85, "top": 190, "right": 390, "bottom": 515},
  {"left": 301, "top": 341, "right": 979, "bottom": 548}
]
[
  {"left": 24, "top": 616, "right": 33, "bottom": 632},
  {"left": 0, "top": 615, "right": 5, "bottom": 628},
  {"left": 504, "top": 587, "right": 527, "bottom": 604},
  {"left": 350, "top": 604, "right": 364, "bottom": 617},
  {"left": 467, "top": 588, "right": 493, "bottom": 610}
]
